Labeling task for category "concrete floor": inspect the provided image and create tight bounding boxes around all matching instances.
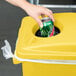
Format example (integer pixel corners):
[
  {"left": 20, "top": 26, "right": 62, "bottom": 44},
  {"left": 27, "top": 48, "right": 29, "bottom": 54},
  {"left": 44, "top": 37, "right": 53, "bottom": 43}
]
[{"left": 0, "top": 0, "right": 76, "bottom": 76}]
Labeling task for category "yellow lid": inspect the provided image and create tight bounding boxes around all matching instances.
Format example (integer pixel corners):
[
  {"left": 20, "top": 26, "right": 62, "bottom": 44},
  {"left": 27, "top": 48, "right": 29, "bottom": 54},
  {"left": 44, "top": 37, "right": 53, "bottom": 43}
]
[{"left": 14, "top": 13, "right": 76, "bottom": 61}]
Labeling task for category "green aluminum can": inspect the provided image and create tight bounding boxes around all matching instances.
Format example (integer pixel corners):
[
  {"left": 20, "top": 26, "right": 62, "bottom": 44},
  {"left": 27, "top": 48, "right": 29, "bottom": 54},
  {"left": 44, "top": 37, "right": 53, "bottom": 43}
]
[{"left": 40, "top": 17, "right": 55, "bottom": 37}]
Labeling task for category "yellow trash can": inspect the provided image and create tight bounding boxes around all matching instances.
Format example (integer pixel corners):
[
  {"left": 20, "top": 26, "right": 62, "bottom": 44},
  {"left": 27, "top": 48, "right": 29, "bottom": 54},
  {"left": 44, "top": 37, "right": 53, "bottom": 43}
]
[{"left": 13, "top": 13, "right": 76, "bottom": 76}]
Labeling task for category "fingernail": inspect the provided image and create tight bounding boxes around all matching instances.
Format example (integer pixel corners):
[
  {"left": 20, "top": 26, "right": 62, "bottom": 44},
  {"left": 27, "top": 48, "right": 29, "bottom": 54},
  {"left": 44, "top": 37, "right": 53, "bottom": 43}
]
[
  {"left": 40, "top": 23, "right": 43, "bottom": 28},
  {"left": 40, "top": 25, "right": 43, "bottom": 28},
  {"left": 52, "top": 19, "right": 55, "bottom": 22}
]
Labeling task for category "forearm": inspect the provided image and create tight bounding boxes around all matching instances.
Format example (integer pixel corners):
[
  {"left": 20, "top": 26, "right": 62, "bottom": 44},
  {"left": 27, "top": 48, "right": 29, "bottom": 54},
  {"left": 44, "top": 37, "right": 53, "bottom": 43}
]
[
  {"left": 5, "top": 0, "right": 30, "bottom": 10},
  {"left": 5, "top": 0, "right": 54, "bottom": 27},
  {"left": 6, "top": 0, "right": 18, "bottom": 6}
]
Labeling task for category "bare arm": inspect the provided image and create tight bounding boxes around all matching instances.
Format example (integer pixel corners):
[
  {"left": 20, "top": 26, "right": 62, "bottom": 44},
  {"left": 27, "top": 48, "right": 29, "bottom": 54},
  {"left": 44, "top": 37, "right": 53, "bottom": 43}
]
[{"left": 6, "top": 0, "right": 54, "bottom": 28}]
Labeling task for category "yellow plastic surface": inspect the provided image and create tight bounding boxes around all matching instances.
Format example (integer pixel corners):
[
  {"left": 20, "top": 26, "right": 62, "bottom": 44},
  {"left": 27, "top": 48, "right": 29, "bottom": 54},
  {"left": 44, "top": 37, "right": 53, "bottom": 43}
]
[
  {"left": 22, "top": 62, "right": 76, "bottom": 76},
  {"left": 13, "top": 13, "right": 76, "bottom": 64},
  {"left": 13, "top": 13, "right": 76, "bottom": 76}
]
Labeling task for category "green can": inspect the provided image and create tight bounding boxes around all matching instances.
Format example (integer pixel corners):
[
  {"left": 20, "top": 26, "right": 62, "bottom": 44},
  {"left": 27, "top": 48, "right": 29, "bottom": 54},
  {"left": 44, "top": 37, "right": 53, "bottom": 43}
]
[{"left": 40, "top": 17, "right": 55, "bottom": 37}]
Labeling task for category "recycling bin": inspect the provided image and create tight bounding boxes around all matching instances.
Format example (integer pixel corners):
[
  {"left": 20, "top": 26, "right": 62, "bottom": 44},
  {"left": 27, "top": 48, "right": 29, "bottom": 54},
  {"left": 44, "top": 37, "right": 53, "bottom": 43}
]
[{"left": 13, "top": 13, "right": 76, "bottom": 76}]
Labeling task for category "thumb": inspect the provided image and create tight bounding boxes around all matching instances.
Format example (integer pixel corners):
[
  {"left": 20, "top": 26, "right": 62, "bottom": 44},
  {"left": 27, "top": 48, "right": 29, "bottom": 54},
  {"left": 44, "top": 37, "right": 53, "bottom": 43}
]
[{"left": 34, "top": 17, "right": 43, "bottom": 28}]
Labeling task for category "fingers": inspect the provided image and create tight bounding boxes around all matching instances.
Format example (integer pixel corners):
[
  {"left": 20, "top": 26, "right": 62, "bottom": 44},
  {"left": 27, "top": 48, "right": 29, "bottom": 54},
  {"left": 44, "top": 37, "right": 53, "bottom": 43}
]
[
  {"left": 34, "top": 16, "right": 43, "bottom": 28},
  {"left": 42, "top": 9, "right": 55, "bottom": 22},
  {"left": 49, "top": 14, "right": 55, "bottom": 22},
  {"left": 46, "top": 9, "right": 55, "bottom": 22},
  {"left": 33, "top": 9, "right": 54, "bottom": 28}
]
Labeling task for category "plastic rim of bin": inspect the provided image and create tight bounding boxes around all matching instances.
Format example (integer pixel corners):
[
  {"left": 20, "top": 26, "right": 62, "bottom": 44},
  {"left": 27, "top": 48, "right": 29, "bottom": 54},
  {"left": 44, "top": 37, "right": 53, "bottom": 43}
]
[{"left": 14, "top": 54, "right": 76, "bottom": 64}]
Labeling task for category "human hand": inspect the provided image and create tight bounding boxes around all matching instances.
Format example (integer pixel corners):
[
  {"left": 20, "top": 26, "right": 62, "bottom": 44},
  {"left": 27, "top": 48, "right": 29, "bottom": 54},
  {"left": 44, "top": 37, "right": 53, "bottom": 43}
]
[
  {"left": 23, "top": 3, "right": 54, "bottom": 28},
  {"left": 5, "top": 0, "right": 54, "bottom": 28}
]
